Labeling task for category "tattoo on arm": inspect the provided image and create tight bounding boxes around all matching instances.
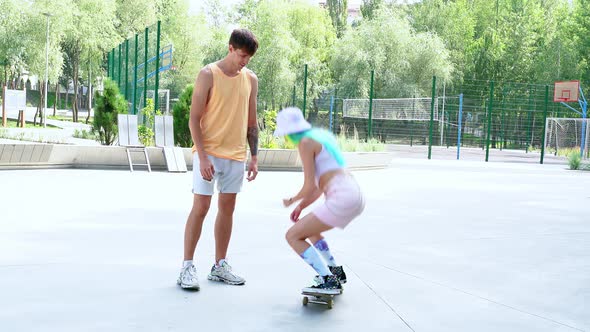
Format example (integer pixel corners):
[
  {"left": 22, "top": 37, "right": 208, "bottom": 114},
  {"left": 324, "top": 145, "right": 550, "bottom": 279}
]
[{"left": 247, "top": 126, "right": 259, "bottom": 156}]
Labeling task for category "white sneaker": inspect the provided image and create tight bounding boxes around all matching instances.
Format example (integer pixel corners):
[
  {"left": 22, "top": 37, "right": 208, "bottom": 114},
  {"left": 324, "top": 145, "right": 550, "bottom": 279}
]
[
  {"left": 177, "top": 264, "right": 200, "bottom": 290},
  {"left": 207, "top": 261, "right": 246, "bottom": 285}
]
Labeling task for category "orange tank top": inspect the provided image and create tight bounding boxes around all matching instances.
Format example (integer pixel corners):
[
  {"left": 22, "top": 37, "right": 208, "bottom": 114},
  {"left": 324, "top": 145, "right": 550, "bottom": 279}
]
[{"left": 196, "top": 63, "right": 252, "bottom": 161}]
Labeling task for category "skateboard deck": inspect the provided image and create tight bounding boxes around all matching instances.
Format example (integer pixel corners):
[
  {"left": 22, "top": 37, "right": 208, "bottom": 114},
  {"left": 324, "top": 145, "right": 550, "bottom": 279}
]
[{"left": 301, "top": 289, "right": 341, "bottom": 309}]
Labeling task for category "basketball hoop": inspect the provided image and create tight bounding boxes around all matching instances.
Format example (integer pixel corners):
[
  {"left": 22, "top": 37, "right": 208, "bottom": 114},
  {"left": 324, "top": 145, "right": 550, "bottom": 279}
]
[{"left": 554, "top": 80, "right": 579, "bottom": 103}]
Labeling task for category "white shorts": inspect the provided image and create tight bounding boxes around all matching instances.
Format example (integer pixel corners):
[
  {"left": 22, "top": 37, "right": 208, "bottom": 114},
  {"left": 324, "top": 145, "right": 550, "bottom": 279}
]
[{"left": 192, "top": 154, "right": 245, "bottom": 195}]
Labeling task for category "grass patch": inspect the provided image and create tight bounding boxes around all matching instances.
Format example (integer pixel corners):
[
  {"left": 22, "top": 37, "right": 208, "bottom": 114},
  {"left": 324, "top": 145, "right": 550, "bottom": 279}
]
[
  {"left": 568, "top": 152, "right": 581, "bottom": 170},
  {"left": 2, "top": 118, "right": 59, "bottom": 129},
  {"left": 337, "top": 124, "right": 386, "bottom": 152},
  {"left": 48, "top": 115, "right": 93, "bottom": 125},
  {"left": 72, "top": 129, "right": 97, "bottom": 140}
]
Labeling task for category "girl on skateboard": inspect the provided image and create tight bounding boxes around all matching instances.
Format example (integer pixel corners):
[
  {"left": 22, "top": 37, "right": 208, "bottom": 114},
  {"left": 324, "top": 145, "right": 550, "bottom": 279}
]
[{"left": 274, "top": 107, "right": 365, "bottom": 294}]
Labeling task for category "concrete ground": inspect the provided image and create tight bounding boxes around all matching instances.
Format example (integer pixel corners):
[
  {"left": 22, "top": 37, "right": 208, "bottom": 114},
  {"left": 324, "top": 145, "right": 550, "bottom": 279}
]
[
  {"left": 387, "top": 144, "right": 569, "bottom": 165},
  {"left": 0, "top": 158, "right": 588, "bottom": 331}
]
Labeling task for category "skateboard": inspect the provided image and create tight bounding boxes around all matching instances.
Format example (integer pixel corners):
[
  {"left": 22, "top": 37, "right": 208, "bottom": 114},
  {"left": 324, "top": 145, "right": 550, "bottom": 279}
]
[{"left": 301, "top": 289, "right": 341, "bottom": 309}]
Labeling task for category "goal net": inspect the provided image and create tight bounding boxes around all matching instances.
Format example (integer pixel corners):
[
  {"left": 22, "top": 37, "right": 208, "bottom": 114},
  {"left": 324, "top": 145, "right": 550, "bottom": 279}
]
[
  {"left": 145, "top": 89, "right": 171, "bottom": 114},
  {"left": 343, "top": 98, "right": 439, "bottom": 121},
  {"left": 545, "top": 117, "right": 590, "bottom": 159}
]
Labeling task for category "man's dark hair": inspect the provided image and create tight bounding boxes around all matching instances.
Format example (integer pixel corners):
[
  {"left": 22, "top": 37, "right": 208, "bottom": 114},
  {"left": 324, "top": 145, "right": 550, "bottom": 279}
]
[{"left": 229, "top": 29, "right": 258, "bottom": 56}]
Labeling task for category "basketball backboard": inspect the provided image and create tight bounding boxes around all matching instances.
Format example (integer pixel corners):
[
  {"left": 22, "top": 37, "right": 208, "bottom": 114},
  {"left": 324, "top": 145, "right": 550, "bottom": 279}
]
[{"left": 554, "top": 80, "right": 580, "bottom": 102}]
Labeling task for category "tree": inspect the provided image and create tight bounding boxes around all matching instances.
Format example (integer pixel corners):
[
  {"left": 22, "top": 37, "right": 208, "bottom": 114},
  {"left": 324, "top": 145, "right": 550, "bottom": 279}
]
[
  {"left": 287, "top": 1, "right": 336, "bottom": 114},
  {"left": 156, "top": 0, "right": 211, "bottom": 98},
  {"left": 360, "top": 0, "right": 383, "bottom": 20},
  {"left": 199, "top": 0, "right": 231, "bottom": 28},
  {"left": 326, "top": 0, "right": 348, "bottom": 38},
  {"left": 93, "top": 79, "right": 126, "bottom": 145},
  {"left": 115, "top": 0, "right": 156, "bottom": 39},
  {"left": 62, "top": 0, "right": 118, "bottom": 122},
  {"left": 574, "top": 0, "right": 590, "bottom": 87},
  {"left": 241, "top": 0, "right": 297, "bottom": 109},
  {"left": 20, "top": 1, "right": 73, "bottom": 124},
  {"left": 529, "top": 2, "right": 576, "bottom": 83},
  {"left": 0, "top": 0, "right": 30, "bottom": 87},
  {"left": 409, "top": 0, "right": 475, "bottom": 81},
  {"left": 172, "top": 83, "right": 193, "bottom": 147},
  {"left": 332, "top": 7, "right": 452, "bottom": 98}
]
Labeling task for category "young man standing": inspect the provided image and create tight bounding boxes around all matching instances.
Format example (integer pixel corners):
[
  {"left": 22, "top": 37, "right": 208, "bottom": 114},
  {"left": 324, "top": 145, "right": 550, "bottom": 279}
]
[{"left": 177, "top": 29, "right": 259, "bottom": 290}]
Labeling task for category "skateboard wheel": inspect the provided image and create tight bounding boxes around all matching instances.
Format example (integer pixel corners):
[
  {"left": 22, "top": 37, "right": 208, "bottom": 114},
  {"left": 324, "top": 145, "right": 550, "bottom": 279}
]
[
  {"left": 327, "top": 299, "right": 334, "bottom": 309},
  {"left": 302, "top": 297, "right": 308, "bottom": 306}
]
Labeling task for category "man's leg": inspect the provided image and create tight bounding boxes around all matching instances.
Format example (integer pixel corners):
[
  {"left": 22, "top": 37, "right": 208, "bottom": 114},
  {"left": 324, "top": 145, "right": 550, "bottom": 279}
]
[
  {"left": 179, "top": 194, "right": 212, "bottom": 289},
  {"left": 207, "top": 158, "right": 245, "bottom": 285},
  {"left": 184, "top": 194, "right": 212, "bottom": 260},
  {"left": 207, "top": 192, "right": 246, "bottom": 285},
  {"left": 214, "top": 193, "right": 237, "bottom": 263}
]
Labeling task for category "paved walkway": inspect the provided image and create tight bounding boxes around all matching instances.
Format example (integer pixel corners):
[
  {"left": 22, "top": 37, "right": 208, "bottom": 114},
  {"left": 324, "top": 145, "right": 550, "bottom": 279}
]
[{"left": 1, "top": 107, "right": 98, "bottom": 145}]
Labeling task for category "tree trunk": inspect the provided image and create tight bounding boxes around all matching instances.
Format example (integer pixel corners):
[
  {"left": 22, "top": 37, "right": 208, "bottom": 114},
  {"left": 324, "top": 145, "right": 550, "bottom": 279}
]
[
  {"left": 86, "top": 65, "right": 91, "bottom": 124},
  {"left": 34, "top": 81, "right": 45, "bottom": 126},
  {"left": 72, "top": 43, "right": 80, "bottom": 123},
  {"left": 65, "top": 84, "right": 69, "bottom": 110},
  {"left": 73, "top": 60, "right": 79, "bottom": 123},
  {"left": 34, "top": 104, "right": 39, "bottom": 126},
  {"left": 53, "top": 82, "right": 58, "bottom": 116}
]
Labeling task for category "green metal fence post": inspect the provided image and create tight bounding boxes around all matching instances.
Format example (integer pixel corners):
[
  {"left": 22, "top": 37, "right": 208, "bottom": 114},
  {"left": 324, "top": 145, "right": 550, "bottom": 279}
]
[
  {"left": 125, "top": 39, "right": 129, "bottom": 104},
  {"left": 485, "top": 80, "right": 494, "bottom": 162},
  {"left": 107, "top": 51, "right": 111, "bottom": 79},
  {"left": 118, "top": 44, "right": 122, "bottom": 89},
  {"left": 143, "top": 26, "right": 148, "bottom": 110},
  {"left": 333, "top": 88, "right": 338, "bottom": 134},
  {"left": 302, "top": 64, "right": 308, "bottom": 117},
  {"left": 112, "top": 48, "right": 116, "bottom": 79},
  {"left": 540, "top": 85, "right": 549, "bottom": 164},
  {"left": 112, "top": 49, "right": 116, "bottom": 79},
  {"left": 428, "top": 76, "right": 436, "bottom": 160},
  {"left": 410, "top": 96, "right": 415, "bottom": 146},
  {"left": 500, "top": 87, "right": 505, "bottom": 150},
  {"left": 154, "top": 20, "right": 161, "bottom": 113},
  {"left": 133, "top": 33, "right": 138, "bottom": 114},
  {"left": 526, "top": 86, "right": 533, "bottom": 153},
  {"left": 368, "top": 70, "right": 374, "bottom": 140},
  {"left": 292, "top": 85, "right": 296, "bottom": 107}
]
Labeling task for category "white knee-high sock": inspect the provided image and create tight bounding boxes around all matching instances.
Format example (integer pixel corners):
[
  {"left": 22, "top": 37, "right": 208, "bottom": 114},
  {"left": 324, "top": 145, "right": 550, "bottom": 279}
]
[
  {"left": 313, "top": 238, "right": 338, "bottom": 267},
  {"left": 301, "top": 246, "right": 332, "bottom": 276}
]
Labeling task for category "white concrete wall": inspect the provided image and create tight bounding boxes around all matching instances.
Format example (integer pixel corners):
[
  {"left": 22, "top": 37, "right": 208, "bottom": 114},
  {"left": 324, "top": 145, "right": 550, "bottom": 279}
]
[{"left": 0, "top": 144, "right": 393, "bottom": 171}]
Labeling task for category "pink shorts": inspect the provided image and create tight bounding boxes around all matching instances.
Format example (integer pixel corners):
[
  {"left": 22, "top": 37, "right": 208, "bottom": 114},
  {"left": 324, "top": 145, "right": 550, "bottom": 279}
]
[{"left": 313, "top": 173, "right": 365, "bottom": 229}]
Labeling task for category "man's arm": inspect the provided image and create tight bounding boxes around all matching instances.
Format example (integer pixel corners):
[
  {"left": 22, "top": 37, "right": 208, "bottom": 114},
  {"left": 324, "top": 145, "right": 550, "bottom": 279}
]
[
  {"left": 246, "top": 71, "right": 259, "bottom": 181},
  {"left": 189, "top": 66, "right": 214, "bottom": 179},
  {"left": 247, "top": 71, "right": 259, "bottom": 158}
]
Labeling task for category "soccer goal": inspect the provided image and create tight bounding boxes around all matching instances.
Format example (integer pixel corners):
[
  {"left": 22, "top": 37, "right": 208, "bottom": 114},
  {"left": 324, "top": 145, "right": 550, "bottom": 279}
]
[
  {"left": 146, "top": 89, "right": 171, "bottom": 114},
  {"left": 343, "top": 98, "right": 439, "bottom": 121},
  {"left": 545, "top": 117, "right": 590, "bottom": 159}
]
